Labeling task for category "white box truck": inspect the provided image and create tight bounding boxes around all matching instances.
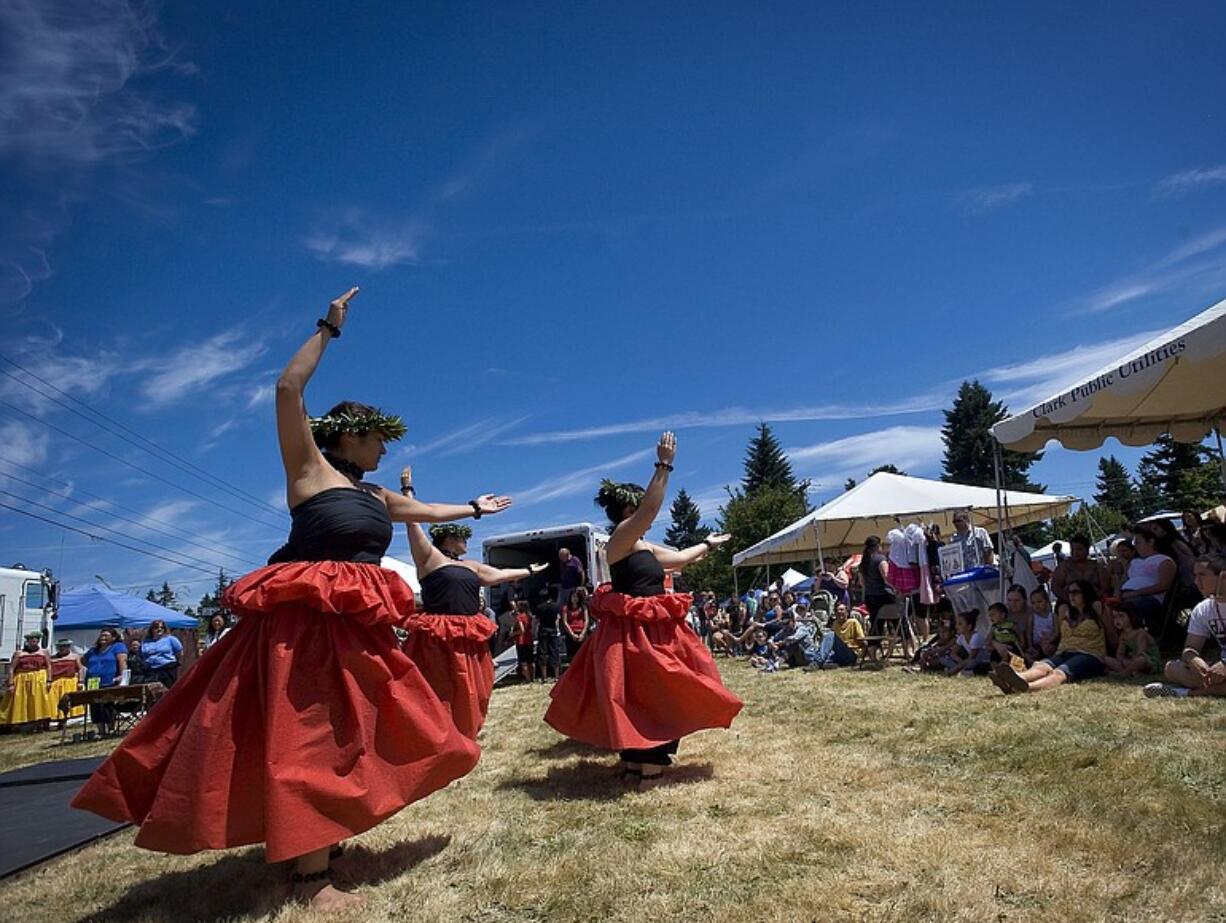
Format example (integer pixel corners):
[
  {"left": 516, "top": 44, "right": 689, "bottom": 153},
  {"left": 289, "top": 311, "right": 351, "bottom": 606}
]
[
  {"left": 482, "top": 521, "right": 610, "bottom": 613},
  {"left": 0, "top": 565, "right": 57, "bottom": 679}
]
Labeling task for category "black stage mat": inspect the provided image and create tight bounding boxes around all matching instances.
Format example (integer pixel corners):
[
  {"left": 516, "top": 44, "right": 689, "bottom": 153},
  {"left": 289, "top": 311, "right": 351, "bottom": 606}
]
[{"left": 0, "top": 756, "right": 128, "bottom": 879}]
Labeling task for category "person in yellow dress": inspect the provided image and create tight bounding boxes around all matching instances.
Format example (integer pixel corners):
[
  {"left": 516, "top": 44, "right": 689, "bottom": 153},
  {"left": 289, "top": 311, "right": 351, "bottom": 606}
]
[
  {"left": 47, "top": 638, "right": 85, "bottom": 726},
  {"left": 0, "top": 631, "right": 55, "bottom": 730}
]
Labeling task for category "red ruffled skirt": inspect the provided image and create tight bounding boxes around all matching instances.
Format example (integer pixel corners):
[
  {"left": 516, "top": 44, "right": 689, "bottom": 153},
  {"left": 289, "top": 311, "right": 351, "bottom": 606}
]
[
  {"left": 71, "top": 562, "right": 480, "bottom": 863},
  {"left": 544, "top": 586, "right": 742, "bottom": 750},
  {"left": 402, "top": 614, "right": 495, "bottom": 741}
]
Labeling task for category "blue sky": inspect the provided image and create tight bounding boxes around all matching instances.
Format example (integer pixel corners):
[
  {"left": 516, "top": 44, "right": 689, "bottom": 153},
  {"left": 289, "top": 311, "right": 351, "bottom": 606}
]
[{"left": 3, "top": 1, "right": 1226, "bottom": 598}]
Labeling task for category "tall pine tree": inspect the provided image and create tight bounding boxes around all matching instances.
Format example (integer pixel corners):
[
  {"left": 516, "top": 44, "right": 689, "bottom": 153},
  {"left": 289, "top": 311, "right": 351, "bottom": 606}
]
[
  {"left": 1093, "top": 455, "right": 1141, "bottom": 521},
  {"left": 664, "top": 488, "right": 710, "bottom": 549},
  {"left": 941, "top": 380, "right": 1043, "bottom": 490},
  {"left": 1136, "top": 434, "right": 1216, "bottom": 512},
  {"left": 742, "top": 423, "right": 799, "bottom": 494}
]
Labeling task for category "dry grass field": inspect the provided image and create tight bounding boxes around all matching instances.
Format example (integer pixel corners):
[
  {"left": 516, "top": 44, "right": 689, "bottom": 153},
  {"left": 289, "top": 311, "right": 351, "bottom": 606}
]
[{"left": 1, "top": 663, "right": 1224, "bottom": 923}]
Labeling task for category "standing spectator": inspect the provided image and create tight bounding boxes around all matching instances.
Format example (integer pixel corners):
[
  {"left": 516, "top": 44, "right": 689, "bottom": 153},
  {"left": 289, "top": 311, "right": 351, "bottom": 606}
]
[
  {"left": 534, "top": 591, "right": 562, "bottom": 682},
  {"left": 139, "top": 620, "right": 183, "bottom": 688},
  {"left": 126, "top": 639, "right": 147, "bottom": 685},
  {"left": 202, "top": 613, "right": 231, "bottom": 651},
  {"left": 561, "top": 588, "right": 590, "bottom": 663},
  {"left": 557, "top": 547, "right": 585, "bottom": 607},
  {"left": 950, "top": 512, "right": 994, "bottom": 567},
  {"left": 1050, "top": 536, "right": 1111, "bottom": 603},
  {"left": 512, "top": 601, "right": 535, "bottom": 682},
  {"left": 1145, "top": 555, "right": 1226, "bottom": 698},
  {"left": 858, "top": 536, "right": 895, "bottom": 628},
  {"left": 816, "top": 559, "right": 850, "bottom": 607},
  {"left": 0, "top": 631, "right": 54, "bottom": 730},
  {"left": 81, "top": 628, "right": 127, "bottom": 734},
  {"left": 48, "top": 638, "right": 85, "bottom": 727}
]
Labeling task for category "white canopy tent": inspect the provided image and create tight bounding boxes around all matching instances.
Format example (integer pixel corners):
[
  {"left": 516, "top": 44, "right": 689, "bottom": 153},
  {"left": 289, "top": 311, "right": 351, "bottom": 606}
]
[
  {"left": 992, "top": 298, "right": 1226, "bottom": 468},
  {"left": 732, "top": 472, "right": 1077, "bottom": 569}
]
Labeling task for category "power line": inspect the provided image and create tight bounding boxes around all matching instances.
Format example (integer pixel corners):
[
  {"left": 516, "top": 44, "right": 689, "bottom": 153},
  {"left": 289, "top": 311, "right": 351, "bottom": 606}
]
[
  {"left": 0, "top": 400, "right": 287, "bottom": 532},
  {"left": 0, "top": 352, "right": 288, "bottom": 520},
  {"left": 0, "top": 488, "right": 246, "bottom": 576},
  {"left": 0, "top": 458, "right": 264, "bottom": 569},
  {"left": 0, "top": 500, "right": 217, "bottom": 576}
]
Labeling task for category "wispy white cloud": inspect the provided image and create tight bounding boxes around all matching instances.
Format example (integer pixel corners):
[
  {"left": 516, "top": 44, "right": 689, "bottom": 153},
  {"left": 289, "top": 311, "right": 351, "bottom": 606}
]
[
  {"left": 956, "top": 182, "right": 1033, "bottom": 214},
  {"left": 400, "top": 416, "right": 531, "bottom": 460},
  {"left": 0, "top": 420, "right": 51, "bottom": 467},
  {"left": 303, "top": 210, "right": 426, "bottom": 270},
  {"left": 137, "top": 331, "right": 268, "bottom": 408},
  {"left": 785, "top": 426, "right": 944, "bottom": 488},
  {"left": 0, "top": 0, "right": 197, "bottom": 168},
  {"left": 1078, "top": 226, "right": 1226, "bottom": 314},
  {"left": 514, "top": 449, "right": 654, "bottom": 507},
  {"left": 1154, "top": 164, "right": 1226, "bottom": 199}
]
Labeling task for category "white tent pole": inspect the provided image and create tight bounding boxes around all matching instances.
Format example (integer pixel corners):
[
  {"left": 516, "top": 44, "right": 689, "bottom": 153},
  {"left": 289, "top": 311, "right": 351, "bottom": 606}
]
[
  {"left": 993, "top": 440, "right": 1006, "bottom": 598},
  {"left": 1216, "top": 421, "right": 1226, "bottom": 494},
  {"left": 733, "top": 565, "right": 740, "bottom": 600}
]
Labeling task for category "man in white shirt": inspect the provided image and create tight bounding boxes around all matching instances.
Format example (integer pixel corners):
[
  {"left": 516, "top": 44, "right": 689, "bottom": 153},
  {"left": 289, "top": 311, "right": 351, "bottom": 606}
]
[
  {"left": 951, "top": 512, "right": 994, "bottom": 567},
  {"left": 1145, "top": 555, "right": 1226, "bottom": 698}
]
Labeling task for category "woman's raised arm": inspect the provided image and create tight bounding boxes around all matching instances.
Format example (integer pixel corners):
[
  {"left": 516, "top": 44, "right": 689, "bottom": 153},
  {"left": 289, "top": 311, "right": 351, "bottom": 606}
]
[{"left": 276, "top": 287, "right": 357, "bottom": 483}]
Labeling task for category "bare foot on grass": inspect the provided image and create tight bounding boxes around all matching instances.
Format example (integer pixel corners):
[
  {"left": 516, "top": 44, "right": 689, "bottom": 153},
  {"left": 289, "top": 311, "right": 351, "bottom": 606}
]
[{"left": 295, "top": 881, "right": 365, "bottom": 912}]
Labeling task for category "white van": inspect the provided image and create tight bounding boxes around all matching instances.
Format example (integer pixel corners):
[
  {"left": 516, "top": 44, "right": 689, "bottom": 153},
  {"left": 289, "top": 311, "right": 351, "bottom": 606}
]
[
  {"left": 0, "top": 565, "right": 57, "bottom": 675},
  {"left": 482, "top": 522, "right": 610, "bottom": 614}
]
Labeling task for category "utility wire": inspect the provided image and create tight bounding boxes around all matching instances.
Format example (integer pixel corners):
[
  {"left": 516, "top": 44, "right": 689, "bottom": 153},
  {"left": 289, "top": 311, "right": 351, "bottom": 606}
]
[
  {"left": 0, "top": 488, "right": 247, "bottom": 576},
  {"left": 0, "top": 353, "right": 288, "bottom": 520},
  {"left": 0, "top": 500, "right": 217, "bottom": 576},
  {"left": 0, "top": 401, "right": 287, "bottom": 532},
  {"left": 0, "top": 459, "right": 264, "bottom": 569}
]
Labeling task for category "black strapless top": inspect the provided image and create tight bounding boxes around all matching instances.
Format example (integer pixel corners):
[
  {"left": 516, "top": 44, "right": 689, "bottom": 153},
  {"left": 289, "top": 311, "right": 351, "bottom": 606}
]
[
  {"left": 609, "top": 549, "right": 665, "bottom": 597},
  {"left": 267, "top": 487, "right": 393, "bottom": 565},
  {"left": 420, "top": 565, "right": 482, "bottom": 615}
]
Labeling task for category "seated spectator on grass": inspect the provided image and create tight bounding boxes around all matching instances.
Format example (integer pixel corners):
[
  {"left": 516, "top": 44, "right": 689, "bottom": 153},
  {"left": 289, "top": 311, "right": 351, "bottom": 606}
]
[
  {"left": 1181, "top": 510, "right": 1207, "bottom": 555},
  {"left": 1147, "top": 518, "right": 1202, "bottom": 604},
  {"left": 939, "top": 610, "right": 990, "bottom": 677},
  {"left": 1115, "top": 526, "right": 1178, "bottom": 638},
  {"left": 831, "top": 602, "right": 866, "bottom": 659},
  {"left": 1028, "top": 588, "right": 1058, "bottom": 661},
  {"left": 770, "top": 605, "right": 819, "bottom": 667},
  {"left": 1145, "top": 555, "right": 1226, "bottom": 698},
  {"left": 1002, "top": 585, "right": 1034, "bottom": 653},
  {"left": 986, "top": 603, "right": 1025, "bottom": 666},
  {"left": 1108, "top": 539, "right": 1136, "bottom": 597},
  {"left": 1050, "top": 536, "right": 1111, "bottom": 603},
  {"left": 1104, "top": 602, "right": 1160, "bottom": 678},
  {"left": 797, "top": 603, "right": 861, "bottom": 670},
  {"left": 908, "top": 614, "right": 957, "bottom": 673},
  {"left": 709, "top": 605, "right": 737, "bottom": 655},
  {"left": 747, "top": 629, "right": 775, "bottom": 671},
  {"left": 991, "top": 579, "right": 1106, "bottom": 694}
]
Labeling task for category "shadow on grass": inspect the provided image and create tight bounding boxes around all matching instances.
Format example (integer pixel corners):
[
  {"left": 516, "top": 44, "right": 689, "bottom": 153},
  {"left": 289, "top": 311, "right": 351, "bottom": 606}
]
[
  {"left": 526, "top": 737, "right": 605, "bottom": 759},
  {"left": 72, "top": 835, "right": 451, "bottom": 922},
  {"left": 499, "top": 759, "right": 716, "bottom": 802}
]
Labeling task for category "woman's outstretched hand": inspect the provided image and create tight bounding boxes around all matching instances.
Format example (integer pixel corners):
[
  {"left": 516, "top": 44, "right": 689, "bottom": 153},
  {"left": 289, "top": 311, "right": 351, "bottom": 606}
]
[
  {"left": 475, "top": 494, "right": 512, "bottom": 515},
  {"left": 657, "top": 430, "right": 676, "bottom": 466},
  {"left": 326, "top": 286, "right": 359, "bottom": 332},
  {"left": 704, "top": 533, "right": 731, "bottom": 547}
]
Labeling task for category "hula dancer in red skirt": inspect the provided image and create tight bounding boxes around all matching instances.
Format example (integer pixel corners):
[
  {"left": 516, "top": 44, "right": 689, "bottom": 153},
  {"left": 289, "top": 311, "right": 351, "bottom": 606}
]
[
  {"left": 72, "top": 288, "right": 513, "bottom": 911},
  {"left": 399, "top": 467, "right": 547, "bottom": 739},
  {"left": 544, "top": 432, "right": 743, "bottom": 789}
]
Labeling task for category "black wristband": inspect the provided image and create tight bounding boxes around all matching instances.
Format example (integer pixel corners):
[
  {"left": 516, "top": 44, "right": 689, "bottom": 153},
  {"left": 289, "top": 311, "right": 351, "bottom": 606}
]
[
  {"left": 655, "top": 462, "right": 674, "bottom": 472},
  {"left": 702, "top": 538, "right": 714, "bottom": 549},
  {"left": 469, "top": 500, "right": 483, "bottom": 519},
  {"left": 401, "top": 484, "right": 415, "bottom": 496},
  {"left": 316, "top": 318, "right": 341, "bottom": 339}
]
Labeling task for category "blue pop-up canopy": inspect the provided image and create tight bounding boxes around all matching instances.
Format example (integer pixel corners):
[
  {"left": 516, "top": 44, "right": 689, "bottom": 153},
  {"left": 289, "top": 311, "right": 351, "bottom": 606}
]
[{"left": 55, "top": 584, "right": 198, "bottom": 630}]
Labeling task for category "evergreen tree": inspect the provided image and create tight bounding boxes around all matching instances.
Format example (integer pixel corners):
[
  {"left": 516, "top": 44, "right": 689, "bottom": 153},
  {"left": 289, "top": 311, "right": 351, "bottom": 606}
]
[
  {"left": 742, "top": 423, "right": 799, "bottom": 495},
  {"left": 664, "top": 488, "right": 709, "bottom": 549},
  {"left": 869, "top": 464, "right": 906, "bottom": 477},
  {"left": 1136, "top": 434, "right": 1216, "bottom": 512},
  {"left": 844, "top": 478, "right": 857, "bottom": 492},
  {"left": 153, "top": 581, "right": 178, "bottom": 610},
  {"left": 145, "top": 589, "right": 157, "bottom": 603},
  {"left": 1093, "top": 456, "right": 1141, "bottom": 521},
  {"left": 941, "top": 380, "right": 1043, "bottom": 490}
]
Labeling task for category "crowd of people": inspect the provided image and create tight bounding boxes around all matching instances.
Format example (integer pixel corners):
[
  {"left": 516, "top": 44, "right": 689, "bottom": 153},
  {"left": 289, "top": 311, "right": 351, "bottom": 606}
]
[{"left": 673, "top": 513, "right": 1225, "bottom": 702}]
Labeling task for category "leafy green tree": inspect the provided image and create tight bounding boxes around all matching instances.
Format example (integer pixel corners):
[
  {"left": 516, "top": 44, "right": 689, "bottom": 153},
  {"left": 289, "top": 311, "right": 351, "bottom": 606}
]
[
  {"left": 941, "top": 380, "right": 1043, "bottom": 490},
  {"left": 742, "top": 423, "right": 799, "bottom": 495},
  {"left": 1046, "top": 504, "right": 1129, "bottom": 543},
  {"left": 664, "top": 488, "right": 709, "bottom": 549},
  {"left": 1093, "top": 455, "right": 1141, "bottom": 522}
]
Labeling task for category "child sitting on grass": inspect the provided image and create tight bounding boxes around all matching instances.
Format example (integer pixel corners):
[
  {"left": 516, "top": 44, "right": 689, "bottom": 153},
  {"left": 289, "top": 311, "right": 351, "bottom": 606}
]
[
  {"left": 1028, "top": 588, "right": 1058, "bottom": 661},
  {"left": 941, "top": 610, "right": 990, "bottom": 677},
  {"left": 907, "top": 614, "right": 958, "bottom": 672},
  {"left": 987, "top": 602, "right": 1025, "bottom": 667},
  {"left": 1105, "top": 603, "right": 1161, "bottom": 677},
  {"left": 747, "top": 628, "right": 775, "bottom": 671}
]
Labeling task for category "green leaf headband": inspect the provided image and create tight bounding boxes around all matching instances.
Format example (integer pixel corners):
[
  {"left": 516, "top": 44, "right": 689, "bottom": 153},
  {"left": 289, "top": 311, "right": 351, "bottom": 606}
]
[
  {"left": 430, "top": 523, "right": 473, "bottom": 543},
  {"left": 309, "top": 408, "right": 407, "bottom": 442},
  {"left": 597, "top": 479, "right": 645, "bottom": 510}
]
